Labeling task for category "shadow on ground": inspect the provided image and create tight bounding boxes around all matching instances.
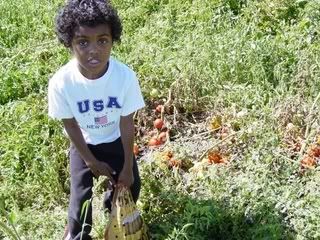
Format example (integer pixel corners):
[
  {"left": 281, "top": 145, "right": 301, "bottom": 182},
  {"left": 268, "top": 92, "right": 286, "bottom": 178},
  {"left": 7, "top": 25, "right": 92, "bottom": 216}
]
[{"left": 141, "top": 188, "right": 295, "bottom": 240}]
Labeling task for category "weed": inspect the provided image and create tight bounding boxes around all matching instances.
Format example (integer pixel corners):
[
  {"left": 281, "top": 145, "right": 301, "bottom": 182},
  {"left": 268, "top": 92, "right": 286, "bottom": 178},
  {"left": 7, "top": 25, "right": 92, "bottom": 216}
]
[{"left": 1, "top": 0, "right": 320, "bottom": 239}]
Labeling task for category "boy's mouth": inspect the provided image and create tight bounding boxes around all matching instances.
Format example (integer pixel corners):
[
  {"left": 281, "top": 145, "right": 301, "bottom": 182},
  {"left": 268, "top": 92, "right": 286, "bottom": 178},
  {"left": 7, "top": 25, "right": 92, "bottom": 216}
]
[{"left": 88, "top": 58, "right": 100, "bottom": 65}]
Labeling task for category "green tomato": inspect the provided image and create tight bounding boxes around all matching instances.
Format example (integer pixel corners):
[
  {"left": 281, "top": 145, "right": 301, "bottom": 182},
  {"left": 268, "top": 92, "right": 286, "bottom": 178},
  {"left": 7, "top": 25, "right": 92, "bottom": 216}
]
[{"left": 150, "top": 88, "right": 159, "bottom": 98}]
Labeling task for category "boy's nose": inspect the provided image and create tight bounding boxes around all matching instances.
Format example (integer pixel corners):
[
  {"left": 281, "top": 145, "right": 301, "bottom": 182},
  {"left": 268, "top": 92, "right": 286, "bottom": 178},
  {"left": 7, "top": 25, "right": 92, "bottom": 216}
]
[{"left": 88, "top": 43, "right": 99, "bottom": 54}]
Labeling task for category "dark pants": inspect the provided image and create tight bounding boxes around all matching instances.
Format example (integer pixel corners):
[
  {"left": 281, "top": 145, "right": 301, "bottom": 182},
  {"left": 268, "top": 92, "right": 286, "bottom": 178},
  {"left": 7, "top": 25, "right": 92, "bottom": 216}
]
[{"left": 68, "top": 138, "right": 141, "bottom": 240}]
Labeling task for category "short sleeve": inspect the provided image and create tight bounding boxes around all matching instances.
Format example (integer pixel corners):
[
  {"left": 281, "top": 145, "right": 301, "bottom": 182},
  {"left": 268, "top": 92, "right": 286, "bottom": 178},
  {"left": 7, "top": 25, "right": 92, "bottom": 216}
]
[
  {"left": 121, "top": 74, "right": 145, "bottom": 116},
  {"left": 48, "top": 76, "right": 74, "bottom": 120}
]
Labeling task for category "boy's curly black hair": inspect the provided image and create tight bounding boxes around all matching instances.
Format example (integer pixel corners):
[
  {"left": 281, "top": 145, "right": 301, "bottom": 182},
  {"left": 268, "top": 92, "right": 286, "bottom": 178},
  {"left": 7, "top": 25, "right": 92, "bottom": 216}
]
[{"left": 55, "top": 0, "right": 122, "bottom": 47}]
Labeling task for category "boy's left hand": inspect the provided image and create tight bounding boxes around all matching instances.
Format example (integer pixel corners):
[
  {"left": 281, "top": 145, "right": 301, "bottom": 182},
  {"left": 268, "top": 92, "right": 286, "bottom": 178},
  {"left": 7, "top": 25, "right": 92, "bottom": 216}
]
[{"left": 117, "top": 167, "right": 134, "bottom": 188}]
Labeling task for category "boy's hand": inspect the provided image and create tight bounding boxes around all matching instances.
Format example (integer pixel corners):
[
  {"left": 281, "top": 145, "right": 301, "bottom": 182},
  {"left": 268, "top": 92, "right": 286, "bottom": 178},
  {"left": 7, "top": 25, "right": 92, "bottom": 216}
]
[
  {"left": 117, "top": 167, "right": 134, "bottom": 188},
  {"left": 62, "top": 118, "right": 116, "bottom": 183},
  {"left": 86, "top": 160, "right": 116, "bottom": 184}
]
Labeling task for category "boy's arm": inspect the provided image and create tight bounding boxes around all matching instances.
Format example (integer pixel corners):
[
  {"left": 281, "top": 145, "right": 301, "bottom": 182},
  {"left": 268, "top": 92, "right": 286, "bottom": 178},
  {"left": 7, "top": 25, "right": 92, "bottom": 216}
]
[
  {"left": 118, "top": 113, "right": 135, "bottom": 187},
  {"left": 62, "top": 118, "right": 115, "bottom": 183}
]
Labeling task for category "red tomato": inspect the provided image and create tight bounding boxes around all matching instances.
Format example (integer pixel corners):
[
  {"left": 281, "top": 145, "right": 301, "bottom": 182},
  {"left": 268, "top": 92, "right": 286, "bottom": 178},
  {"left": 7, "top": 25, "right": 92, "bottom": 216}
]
[
  {"left": 301, "top": 156, "right": 316, "bottom": 168},
  {"left": 148, "top": 137, "right": 162, "bottom": 147},
  {"left": 309, "top": 145, "right": 320, "bottom": 158},
  {"left": 155, "top": 105, "right": 163, "bottom": 113},
  {"left": 153, "top": 119, "right": 164, "bottom": 129},
  {"left": 133, "top": 144, "right": 139, "bottom": 156},
  {"left": 208, "top": 151, "right": 223, "bottom": 164}
]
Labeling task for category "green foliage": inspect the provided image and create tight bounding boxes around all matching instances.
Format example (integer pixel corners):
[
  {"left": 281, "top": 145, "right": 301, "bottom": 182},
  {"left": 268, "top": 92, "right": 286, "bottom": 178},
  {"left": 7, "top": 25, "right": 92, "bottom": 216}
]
[
  {"left": 0, "top": 0, "right": 69, "bottom": 104},
  {"left": 110, "top": 0, "right": 320, "bottom": 108},
  {"left": 1, "top": 0, "right": 320, "bottom": 239},
  {"left": 0, "top": 198, "right": 21, "bottom": 240},
  {"left": 0, "top": 94, "right": 69, "bottom": 209},
  {"left": 11, "top": 206, "right": 67, "bottom": 240}
]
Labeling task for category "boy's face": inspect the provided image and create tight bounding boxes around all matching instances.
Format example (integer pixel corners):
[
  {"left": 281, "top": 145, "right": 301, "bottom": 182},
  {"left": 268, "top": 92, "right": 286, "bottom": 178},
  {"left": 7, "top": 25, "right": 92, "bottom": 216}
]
[{"left": 71, "top": 23, "right": 113, "bottom": 79}]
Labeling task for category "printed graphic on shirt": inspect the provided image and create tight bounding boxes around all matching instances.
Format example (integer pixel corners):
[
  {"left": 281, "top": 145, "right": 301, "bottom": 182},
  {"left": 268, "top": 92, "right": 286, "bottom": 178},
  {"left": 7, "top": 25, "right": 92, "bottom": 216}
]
[
  {"left": 107, "top": 97, "right": 121, "bottom": 108},
  {"left": 77, "top": 100, "right": 90, "bottom": 113},
  {"left": 77, "top": 97, "right": 121, "bottom": 114},
  {"left": 94, "top": 115, "right": 108, "bottom": 125},
  {"left": 77, "top": 97, "right": 121, "bottom": 130}
]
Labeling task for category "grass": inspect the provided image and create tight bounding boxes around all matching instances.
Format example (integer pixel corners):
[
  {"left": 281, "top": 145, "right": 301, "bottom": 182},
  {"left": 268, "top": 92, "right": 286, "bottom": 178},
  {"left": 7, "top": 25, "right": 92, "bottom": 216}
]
[{"left": 1, "top": 0, "right": 320, "bottom": 239}]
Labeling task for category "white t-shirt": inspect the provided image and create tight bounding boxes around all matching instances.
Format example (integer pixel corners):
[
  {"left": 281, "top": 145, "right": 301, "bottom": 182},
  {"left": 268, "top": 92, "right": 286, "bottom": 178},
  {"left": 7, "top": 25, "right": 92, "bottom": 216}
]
[{"left": 48, "top": 57, "right": 145, "bottom": 145}]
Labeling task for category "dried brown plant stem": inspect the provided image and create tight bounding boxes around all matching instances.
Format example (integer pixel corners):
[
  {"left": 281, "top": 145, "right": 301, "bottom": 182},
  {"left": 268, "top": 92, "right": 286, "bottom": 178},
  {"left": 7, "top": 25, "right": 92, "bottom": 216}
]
[
  {"left": 199, "top": 131, "right": 240, "bottom": 161},
  {"left": 298, "top": 92, "right": 320, "bottom": 159}
]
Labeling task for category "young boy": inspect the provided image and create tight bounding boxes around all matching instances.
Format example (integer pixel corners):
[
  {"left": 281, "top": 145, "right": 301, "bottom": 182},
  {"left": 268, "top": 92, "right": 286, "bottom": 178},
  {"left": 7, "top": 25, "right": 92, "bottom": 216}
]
[{"left": 48, "top": 0, "right": 145, "bottom": 239}]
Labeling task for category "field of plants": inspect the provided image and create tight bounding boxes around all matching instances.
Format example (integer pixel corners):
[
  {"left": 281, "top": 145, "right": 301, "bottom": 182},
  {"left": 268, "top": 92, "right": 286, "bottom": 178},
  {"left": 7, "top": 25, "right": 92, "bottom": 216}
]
[{"left": 1, "top": 0, "right": 320, "bottom": 239}]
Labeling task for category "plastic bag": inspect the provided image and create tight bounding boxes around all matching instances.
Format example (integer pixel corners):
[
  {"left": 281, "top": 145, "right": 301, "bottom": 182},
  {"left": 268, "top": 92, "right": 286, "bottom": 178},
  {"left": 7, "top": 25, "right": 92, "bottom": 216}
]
[{"left": 104, "top": 187, "right": 149, "bottom": 240}]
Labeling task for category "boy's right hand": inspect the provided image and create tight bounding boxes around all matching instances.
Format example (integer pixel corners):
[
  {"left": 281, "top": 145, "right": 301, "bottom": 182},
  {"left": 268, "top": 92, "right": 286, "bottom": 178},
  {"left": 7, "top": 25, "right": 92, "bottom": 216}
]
[
  {"left": 86, "top": 160, "right": 116, "bottom": 184},
  {"left": 62, "top": 118, "right": 116, "bottom": 183}
]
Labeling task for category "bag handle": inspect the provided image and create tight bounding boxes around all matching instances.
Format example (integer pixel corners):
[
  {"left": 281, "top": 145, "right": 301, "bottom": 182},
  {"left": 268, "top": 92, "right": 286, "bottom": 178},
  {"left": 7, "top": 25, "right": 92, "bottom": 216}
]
[{"left": 111, "top": 186, "right": 119, "bottom": 207}]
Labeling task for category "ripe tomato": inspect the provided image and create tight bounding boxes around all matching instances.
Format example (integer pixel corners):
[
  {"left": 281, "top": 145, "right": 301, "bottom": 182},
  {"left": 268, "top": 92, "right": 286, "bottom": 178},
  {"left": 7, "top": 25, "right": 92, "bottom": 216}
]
[
  {"left": 208, "top": 151, "right": 223, "bottom": 164},
  {"left": 155, "top": 105, "right": 163, "bottom": 113},
  {"left": 153, "top": 118, "right": 164, "bottom": 129},
  {"left": 148, "top": 137, "right": 162, "bottom": 147},
  {"left": 309, "top": 145, "right": 320, "bottom": 158},
  {"left": 133, "top": 144, "right": 139, "bottom": 156},
  {"left": 301, "top": 156, "right": 316, "bottom": 168}
]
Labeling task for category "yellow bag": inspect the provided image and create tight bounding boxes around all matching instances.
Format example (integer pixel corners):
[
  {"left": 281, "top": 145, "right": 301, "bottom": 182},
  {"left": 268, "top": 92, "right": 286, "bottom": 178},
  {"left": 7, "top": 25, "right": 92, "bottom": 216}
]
[{"left": 104, "top": 187, "right": 149, "bottom": 240}]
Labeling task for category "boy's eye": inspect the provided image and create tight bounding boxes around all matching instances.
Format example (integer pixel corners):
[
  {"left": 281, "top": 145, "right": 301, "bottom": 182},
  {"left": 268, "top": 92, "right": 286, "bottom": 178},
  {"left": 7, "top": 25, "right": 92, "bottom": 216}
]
[
  {"left": 78, "top": 40, "right": 88, "bottom": 47},
  {"left": 98, "top": 39, "right": 109, "bottom": 45}
]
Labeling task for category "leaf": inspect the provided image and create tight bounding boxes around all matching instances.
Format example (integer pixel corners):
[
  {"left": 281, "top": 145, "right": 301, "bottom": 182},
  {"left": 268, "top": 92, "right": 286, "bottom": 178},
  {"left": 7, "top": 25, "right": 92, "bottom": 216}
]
[
  {"left": 8, "top": 212, "right": 17, "bottom": 225},
  {"left": 210, "top": 116, "right": 222, "bottom": 130},
  {"left": 80, "top": 199, "right": 91, "bottom": 221}
]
